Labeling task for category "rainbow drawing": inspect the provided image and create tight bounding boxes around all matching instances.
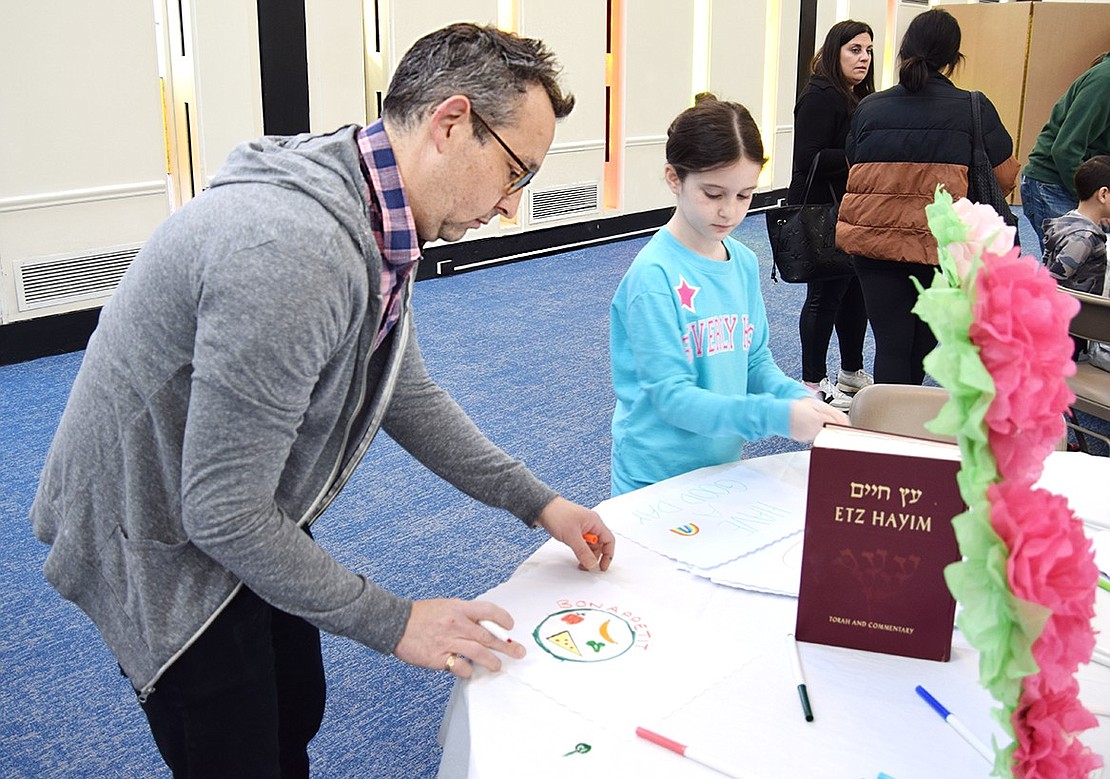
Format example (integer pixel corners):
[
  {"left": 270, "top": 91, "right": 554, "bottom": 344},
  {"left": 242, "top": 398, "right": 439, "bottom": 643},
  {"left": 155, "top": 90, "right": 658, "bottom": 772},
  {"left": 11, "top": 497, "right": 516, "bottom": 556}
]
[{"left": 668, "top": 523, "right": 700, "bottom": 536}]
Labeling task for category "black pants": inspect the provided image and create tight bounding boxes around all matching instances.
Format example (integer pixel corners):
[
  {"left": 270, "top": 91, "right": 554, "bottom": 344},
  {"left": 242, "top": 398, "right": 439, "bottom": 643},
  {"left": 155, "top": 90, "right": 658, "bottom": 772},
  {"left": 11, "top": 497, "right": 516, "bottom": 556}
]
[
  {"left": 798, "top": 274, "right": 868, "bottom": 383},
  {"left": 853, "top": 256, "right": 937, "bottom": 385},
  {"left": 138, "top": 587, "right": 326, "bottom": 779}
]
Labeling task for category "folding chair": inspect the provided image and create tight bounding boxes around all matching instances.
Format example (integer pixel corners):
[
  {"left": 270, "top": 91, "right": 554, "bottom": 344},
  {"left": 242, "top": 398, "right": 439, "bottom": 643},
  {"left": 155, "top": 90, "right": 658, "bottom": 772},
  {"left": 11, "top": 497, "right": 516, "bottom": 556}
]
[
  {"left": 1060, "top": 287, "right": 1110, "bottom": 452},
  {"left": 847, "top": 384, "right": 954, "bottom": 444}
]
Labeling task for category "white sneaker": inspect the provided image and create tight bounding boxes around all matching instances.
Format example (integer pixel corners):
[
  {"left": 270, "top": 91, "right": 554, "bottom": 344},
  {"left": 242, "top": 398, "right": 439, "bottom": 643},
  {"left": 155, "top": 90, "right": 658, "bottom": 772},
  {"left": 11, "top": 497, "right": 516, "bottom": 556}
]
[
  {"left": 816, "top": 377, "right": 852, "bottom": 410},
  {"left": 837, "top": 368, "right": 874, "bottom": 394}
]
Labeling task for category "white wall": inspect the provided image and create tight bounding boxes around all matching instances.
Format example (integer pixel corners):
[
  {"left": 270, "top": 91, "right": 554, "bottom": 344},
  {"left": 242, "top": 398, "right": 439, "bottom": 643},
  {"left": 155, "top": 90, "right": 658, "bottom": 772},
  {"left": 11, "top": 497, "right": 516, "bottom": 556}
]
[
  {"left": 305, "top": 0, "right": 368, "bottom": 132},
  {"left": 9, "top": 0, "right": 1101, "bottom": 322},
  {"left": 0, "top": 0, "right": 170, "bottom": 324}
]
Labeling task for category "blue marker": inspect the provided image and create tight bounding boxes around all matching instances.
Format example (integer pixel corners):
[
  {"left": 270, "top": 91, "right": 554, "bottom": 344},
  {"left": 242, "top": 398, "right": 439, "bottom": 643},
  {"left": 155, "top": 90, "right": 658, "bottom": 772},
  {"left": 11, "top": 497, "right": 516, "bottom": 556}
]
[{"left": 915, "top": 685, "right": 993, "bottom": 763}]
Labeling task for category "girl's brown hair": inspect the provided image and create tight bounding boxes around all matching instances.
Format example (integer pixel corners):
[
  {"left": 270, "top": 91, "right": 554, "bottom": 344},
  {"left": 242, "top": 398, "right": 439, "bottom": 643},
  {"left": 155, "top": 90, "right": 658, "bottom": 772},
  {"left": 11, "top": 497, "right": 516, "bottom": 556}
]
[{"left": 665, "top": 93, "right": 766, "bottom": 180}]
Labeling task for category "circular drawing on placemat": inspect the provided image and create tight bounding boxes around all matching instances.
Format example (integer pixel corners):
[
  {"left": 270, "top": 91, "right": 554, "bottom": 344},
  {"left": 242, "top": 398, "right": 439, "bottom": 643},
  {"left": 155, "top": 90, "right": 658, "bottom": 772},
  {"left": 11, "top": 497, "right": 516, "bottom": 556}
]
[{"left": 533, "top": 608, "right": 636, "bottom": 662}]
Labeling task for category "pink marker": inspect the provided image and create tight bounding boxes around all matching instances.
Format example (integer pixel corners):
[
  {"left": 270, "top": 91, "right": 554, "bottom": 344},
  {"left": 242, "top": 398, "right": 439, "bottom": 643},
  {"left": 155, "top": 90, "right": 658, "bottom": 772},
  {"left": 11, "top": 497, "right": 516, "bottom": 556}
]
[{"left": 635, "top": 727, "right": 753, "bottom": 779}]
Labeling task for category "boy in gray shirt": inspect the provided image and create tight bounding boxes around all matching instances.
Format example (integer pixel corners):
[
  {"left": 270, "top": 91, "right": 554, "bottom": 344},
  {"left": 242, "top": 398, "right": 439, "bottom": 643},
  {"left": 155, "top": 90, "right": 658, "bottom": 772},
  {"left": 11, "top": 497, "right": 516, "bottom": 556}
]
[{"left": 1043, "top": 155, "right": 1110, "bottom": 293}]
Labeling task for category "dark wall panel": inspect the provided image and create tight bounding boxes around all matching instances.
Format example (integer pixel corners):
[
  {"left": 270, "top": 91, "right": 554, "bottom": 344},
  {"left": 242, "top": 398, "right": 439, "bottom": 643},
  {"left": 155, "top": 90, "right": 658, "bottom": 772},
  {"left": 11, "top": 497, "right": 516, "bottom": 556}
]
[{"left": 257, "top": 0, "right": 310, "bottom": 135}]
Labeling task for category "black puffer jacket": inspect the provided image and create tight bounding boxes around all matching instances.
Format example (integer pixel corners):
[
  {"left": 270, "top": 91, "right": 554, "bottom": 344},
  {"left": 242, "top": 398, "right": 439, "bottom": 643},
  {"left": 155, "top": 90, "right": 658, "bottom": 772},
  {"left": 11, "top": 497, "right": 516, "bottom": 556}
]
[{"left": 836, "top": 72, "right": 1019, "bottom": 264}]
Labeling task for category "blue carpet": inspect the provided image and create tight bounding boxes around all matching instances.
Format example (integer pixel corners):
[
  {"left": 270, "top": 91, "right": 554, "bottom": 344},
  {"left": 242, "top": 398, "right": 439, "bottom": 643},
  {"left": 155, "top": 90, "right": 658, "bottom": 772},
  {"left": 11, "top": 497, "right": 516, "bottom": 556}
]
[{"left": 1, "top": 209, "right": 1102, "bottom": 777}]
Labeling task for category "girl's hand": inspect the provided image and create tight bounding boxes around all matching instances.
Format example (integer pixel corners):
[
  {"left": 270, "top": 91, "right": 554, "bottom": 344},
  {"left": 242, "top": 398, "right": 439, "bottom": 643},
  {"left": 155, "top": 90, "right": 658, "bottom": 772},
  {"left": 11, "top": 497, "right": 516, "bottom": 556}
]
[
  {"left": 789, "top": 396, "right": 849, "bottom": 442},
  {"left": 535, "top": 496, "right": 615, "bottom": 572}
]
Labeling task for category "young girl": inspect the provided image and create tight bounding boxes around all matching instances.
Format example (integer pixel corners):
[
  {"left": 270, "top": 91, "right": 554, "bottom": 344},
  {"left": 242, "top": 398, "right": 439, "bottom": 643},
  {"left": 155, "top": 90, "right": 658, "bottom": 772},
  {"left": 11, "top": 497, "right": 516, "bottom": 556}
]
[{"left": 609, "top": 93, "right": 848, "bottom": 496}]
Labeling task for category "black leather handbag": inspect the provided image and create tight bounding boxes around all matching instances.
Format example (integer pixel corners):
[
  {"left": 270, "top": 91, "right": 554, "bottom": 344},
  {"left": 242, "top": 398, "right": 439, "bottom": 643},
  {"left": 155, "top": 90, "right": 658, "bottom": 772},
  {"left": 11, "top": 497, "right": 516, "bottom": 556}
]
[
  {"left": 765, "top": 155, "right": 855, "bottom": 283},
  {"left": 968, "top": 91, "right": 1019, "bottom": 232}
]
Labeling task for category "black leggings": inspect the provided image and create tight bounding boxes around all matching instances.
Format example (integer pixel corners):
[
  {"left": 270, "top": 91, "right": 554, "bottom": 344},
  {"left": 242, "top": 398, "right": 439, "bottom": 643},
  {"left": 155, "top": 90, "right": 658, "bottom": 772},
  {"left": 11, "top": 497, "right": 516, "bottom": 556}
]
[
  {"left": 138, "top": 587, "right": 326, "bottom": 779},
  {"left": 798, "top": 274, "right": 868, "bottom": 383},
  {"left": 853, "top": 256, "right": 937, "bottom": 385}
]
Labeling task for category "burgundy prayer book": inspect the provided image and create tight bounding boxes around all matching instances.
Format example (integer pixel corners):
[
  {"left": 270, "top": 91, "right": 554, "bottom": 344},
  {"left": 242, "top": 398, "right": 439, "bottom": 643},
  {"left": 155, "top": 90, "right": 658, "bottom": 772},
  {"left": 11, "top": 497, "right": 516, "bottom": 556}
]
[{"left": 794, "top": 424, "right": 965, "bottom": 662}]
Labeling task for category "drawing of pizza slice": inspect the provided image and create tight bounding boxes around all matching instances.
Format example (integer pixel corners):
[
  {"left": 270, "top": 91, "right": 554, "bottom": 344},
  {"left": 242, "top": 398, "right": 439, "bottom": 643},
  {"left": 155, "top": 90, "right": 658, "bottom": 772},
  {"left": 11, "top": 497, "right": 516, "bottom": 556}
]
[{"left": 545, "top": 629, "right": 582, "bottom": 657}]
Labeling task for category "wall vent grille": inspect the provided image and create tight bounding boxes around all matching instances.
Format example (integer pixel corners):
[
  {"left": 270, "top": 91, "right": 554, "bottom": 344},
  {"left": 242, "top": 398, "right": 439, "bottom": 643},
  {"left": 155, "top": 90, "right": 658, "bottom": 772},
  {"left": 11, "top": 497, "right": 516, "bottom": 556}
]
[
  {"left": 16, "top": 245, "right": 140, "bottom": 311},
  {"left": 530, "top": 182, "right": 600, "bottom": 223}
]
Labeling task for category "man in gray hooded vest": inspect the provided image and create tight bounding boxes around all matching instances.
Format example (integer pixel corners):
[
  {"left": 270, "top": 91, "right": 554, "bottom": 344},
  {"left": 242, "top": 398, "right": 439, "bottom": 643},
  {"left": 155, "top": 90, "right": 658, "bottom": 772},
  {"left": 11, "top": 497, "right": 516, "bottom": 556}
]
[{"left": 30, "top": 22, "right": 615, "bottom": 778}]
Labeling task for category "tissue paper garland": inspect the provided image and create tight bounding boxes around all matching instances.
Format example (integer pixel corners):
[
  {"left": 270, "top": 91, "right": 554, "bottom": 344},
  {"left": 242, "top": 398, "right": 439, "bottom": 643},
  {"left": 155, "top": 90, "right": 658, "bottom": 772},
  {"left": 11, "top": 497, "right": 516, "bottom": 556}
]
[{"left": 912, "top": 188, "right": 1100, "bottom": 778}]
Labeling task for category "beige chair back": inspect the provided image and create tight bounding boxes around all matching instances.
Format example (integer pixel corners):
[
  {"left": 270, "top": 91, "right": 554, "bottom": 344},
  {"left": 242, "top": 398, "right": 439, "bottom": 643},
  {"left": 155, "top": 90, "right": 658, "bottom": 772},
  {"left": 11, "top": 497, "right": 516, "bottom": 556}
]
[
  {"left": 1060, "top": 288, "right": 1110, "bottom": 447},
  {"left": 1064, "top": 287, "right": 1110, "bottom": 344},
  {"left": 847, "top": 384, "right": 954, "bottom": 443},
  {"left": 848, "top": 378, "right": 1072, "bottom": 451}
]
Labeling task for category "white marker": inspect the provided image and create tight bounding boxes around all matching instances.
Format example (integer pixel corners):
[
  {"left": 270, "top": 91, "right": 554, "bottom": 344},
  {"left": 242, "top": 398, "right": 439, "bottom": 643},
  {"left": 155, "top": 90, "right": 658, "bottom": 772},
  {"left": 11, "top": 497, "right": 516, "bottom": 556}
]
[{"left": 478, "top": 619, "right": 513, "bottom": 643}]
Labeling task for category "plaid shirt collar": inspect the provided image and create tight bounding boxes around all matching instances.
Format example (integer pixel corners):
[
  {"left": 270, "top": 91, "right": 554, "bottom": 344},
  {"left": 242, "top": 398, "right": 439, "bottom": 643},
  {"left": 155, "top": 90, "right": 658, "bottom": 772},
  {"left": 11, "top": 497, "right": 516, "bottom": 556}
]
[{"left": 356, "top": 120, "right": 421, "bottom": 346}]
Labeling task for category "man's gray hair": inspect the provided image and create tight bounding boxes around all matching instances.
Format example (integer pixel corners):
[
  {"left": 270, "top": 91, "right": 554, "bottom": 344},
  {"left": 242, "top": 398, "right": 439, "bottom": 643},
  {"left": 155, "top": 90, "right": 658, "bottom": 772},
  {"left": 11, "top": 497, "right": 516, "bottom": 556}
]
[{"left": 382, "top": 23, "right": 575, "bottom": 139}]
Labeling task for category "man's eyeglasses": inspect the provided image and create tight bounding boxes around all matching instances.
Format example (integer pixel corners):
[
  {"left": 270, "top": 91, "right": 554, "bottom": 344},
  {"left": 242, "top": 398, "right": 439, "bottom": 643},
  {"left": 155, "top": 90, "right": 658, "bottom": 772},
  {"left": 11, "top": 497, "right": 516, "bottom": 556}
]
[{"left": 470, "top": 109, "right": 536, "bottom": 195}]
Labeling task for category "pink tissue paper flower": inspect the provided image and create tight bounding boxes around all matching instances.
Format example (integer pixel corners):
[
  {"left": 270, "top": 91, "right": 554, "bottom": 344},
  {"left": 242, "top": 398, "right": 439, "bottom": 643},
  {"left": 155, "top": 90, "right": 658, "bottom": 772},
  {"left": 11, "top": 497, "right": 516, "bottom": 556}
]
[
  {"left": 989, "top": 482, "right": 1100, "bottom": 776},
  {"left": 988, "top": 484, "right": 1096, "bottom": 625},
  {"left": 946, "top": 198, "right": 1019, "bottom": 278},
  {"left": 1030, "top": 615, "right": 1099, "bottom": 692},
  {"left": 1012, "top": 680, "right": 1100, "bottom": 779},
  {"left": 970, "top": 249, "right": 1078, "bottom": 482}
]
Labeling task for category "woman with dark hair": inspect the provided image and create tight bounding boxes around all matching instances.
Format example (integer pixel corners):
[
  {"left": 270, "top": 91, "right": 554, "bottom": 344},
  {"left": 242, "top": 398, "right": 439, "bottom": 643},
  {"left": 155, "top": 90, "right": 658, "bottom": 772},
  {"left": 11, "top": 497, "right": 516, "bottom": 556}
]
[
  {"left": 609, "top": 94, "right": 847, "bottom": 495},
  {"left": 836, "top": 8, "right": 1019, "bottom": 385},
  {"left": 788, "top": 19, "right": 876, "bottom": 409}
]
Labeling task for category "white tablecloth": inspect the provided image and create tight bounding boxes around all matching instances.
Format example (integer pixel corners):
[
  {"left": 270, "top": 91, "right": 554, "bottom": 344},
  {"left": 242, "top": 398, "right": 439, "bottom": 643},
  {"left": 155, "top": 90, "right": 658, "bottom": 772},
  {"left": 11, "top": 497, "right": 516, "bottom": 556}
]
[{"left": 437, "top": 451, "right": 1110, "bottom": 779}]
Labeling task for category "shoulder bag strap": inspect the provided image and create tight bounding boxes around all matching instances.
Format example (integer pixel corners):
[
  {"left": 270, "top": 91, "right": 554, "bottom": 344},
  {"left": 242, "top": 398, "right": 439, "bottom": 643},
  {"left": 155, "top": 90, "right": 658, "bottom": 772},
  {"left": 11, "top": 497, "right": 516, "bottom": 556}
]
[
  {"left": 969, "top": 90, "right": 989, "bottom": 167},
  {"left": 800, "top": 153, "right": 842, "bottom": 205},
  {"left": 800, "top": 153, "right": 823, "bottom": 205}
]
